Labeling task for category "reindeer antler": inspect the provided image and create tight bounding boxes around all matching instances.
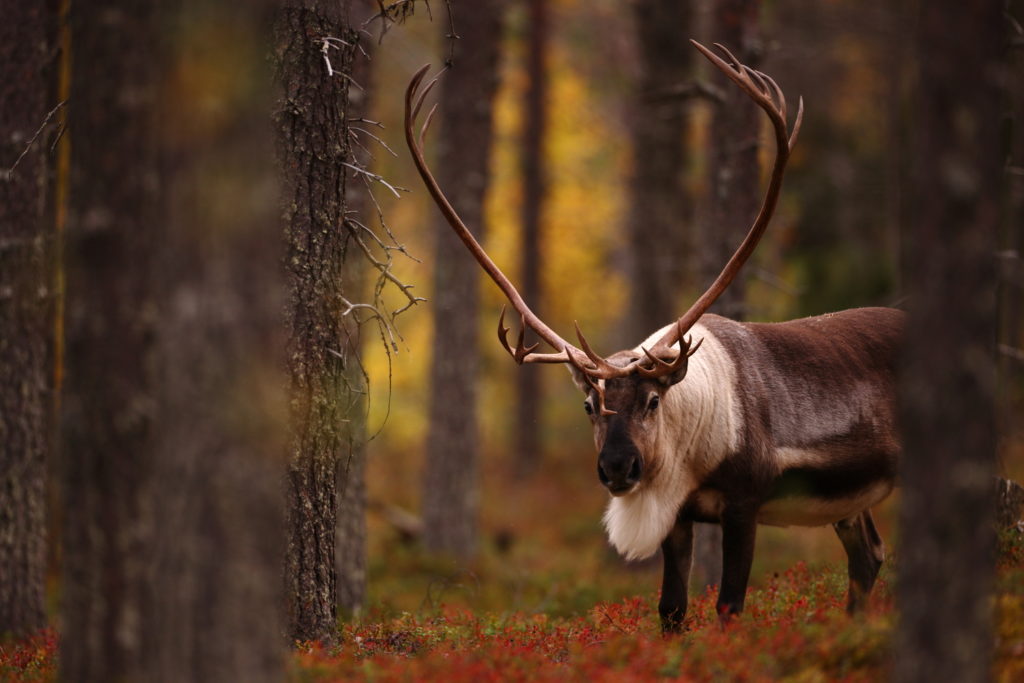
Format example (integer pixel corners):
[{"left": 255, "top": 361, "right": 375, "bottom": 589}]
[
  {"left": 406, "top": 67, "right": 583, "bottom": 364},
  {"left": 641, "top": 41, "right": 803, "bottom": 360},
  {"left": 404, "top": 41, "right": 802, "bottom": 412}
]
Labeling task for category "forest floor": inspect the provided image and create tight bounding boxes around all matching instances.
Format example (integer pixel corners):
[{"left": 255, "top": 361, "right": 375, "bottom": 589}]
[
  {"left": 4, "top": 448, "right": 1024, "bottom": 681},
  {"left": 3, "top": 531, "right": 1021, "bottom": 681},
  {"left": 290, "top": 533, "right": 1024, "bottom": 682}
]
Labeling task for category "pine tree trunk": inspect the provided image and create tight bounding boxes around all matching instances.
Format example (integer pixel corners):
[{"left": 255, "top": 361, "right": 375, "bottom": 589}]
[
  {"left": 275, "top": 0, "right": 357, "bottom": 643},
  {"left": 515, "top": 0, "right": 548, "bottom": 476},
  {"left": 423, "top": 0, "right": 503, "bottom": 558},
  {"left": 627, "top": 0, "right": 698, "bottom": 576},
  {"left": 704, "top": 0, "right": 760, "bottom": 320},
  {"left": 999, "top": 1, "right": 1024, "bottom": 438},
  {"left": 627, "top": 0, "right": 693, "bottom": 335},
  {"left": 60, "top": 3, "right": 163, "bottom": 677},
  {"left": 0, "top": 0, "right": 54, "bottom": 638},
  {"left": 142, "top": 2, "right": 286, "bottom": 680},
  {"left": 692, "top": 0, "right": 761, "bottom": 591},
  {"left": 62, "top": 2, "right": 285, "bottom": 679},
  {"left": 893, "top": 3, "right": 1003, "bottom": 681}
]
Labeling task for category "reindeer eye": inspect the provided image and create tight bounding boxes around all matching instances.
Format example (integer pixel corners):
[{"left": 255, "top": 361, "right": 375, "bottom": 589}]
[
  {"left": 584, "top": 400, "right": 594, "bottom": 415},
  {"left": 647, "top": 394, "right": 660, "bottom": 412}
]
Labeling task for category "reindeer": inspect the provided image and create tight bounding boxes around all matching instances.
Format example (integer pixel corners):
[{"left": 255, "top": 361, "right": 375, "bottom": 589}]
[{"left": 404, "top": 41, "right": 903, "bottom": 633}]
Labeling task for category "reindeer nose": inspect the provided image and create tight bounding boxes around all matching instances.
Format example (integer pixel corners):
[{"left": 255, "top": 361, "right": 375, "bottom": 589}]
[{"left": 598, "top": 454, "right": 642, "bottom": 495}]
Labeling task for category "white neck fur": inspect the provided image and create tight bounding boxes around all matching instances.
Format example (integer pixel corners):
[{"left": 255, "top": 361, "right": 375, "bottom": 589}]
[{"left": 602, "top": 323, "right": 741, "bottom": 560}]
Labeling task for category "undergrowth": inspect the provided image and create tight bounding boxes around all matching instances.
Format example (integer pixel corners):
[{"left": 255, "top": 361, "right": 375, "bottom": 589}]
[
  {"left": 3, "top": 529, "right": 1021, "bottom": 681},
  {"left": 285, "top": 531, "right": 1024, "bottom": 682}
]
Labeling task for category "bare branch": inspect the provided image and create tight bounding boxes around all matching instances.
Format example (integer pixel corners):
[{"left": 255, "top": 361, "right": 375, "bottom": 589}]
[
  {"left": 365, "top": 0, "right": 426, "bottom": 42},
  {"left": 350, "top": 126, "right": 398, "bottom": 157},
  {"left": 342, "top": 161, "right": 406, "bottom": 197},
  {"left": 4, "top": 100, "right": 67, "bottom": 180},
  {"left": 442, "top": 0, "right": 457, "bottom": 67}
]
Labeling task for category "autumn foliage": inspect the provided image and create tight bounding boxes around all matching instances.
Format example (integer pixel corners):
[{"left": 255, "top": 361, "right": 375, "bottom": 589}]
[
  {"left": 4, "top": 531, "right": 1022, "bottom": 681},
  {"left": 286, "top": 544, "right": 1022, "bottom": 683}
]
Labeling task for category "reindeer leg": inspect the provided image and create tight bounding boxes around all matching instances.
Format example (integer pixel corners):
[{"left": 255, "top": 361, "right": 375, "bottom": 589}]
[
  {"left": 658, "top": 518, "right": 694, "bottom": 634},
  {"left": 717, "top": 508, "right": 757, "bottom": 623},
  {"left": 833, "top": 509, "right": 885, "bottom": 614}
]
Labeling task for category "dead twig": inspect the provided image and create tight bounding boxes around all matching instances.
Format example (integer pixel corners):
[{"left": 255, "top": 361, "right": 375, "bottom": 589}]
[
  {"left": 365, "top": 0, "right": 427, "bottom": 42},
  {"left": 342, "top": 161, "right": 407, "bottom": 198},
  {"left": 442, "top": 0, "right": 457, "bottom": 67},
  {"left": 5, "top": 100, "right": 67, "bottom": 180}
]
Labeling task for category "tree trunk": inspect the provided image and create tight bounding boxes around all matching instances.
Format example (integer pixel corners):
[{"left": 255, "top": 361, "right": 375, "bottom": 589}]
[
  {"left": 515, "top": 0, "right": 548, "bottom": 476},
  {"left": 999, "top": 1, "right": 1024, "bottom": 439},
  {"left": 275, "top": 0, "right": 358, "bottom": 643},
  {"left": 62, "top": 1, "right": 285, "bottom": 680},
  {"left": 60, "top": 3, "right": 163, "bottom": 677},
  {"left": 703, "top": 0, "right": 760, "bottom": 320},
  {"left": 423, "top": 0, "right": 503, "bottom": 558},
  {"left": 0, "top": 0, "right": 54, "bottom": 638},
  {"left": 627, "top": 0, "right": 693, "bottom": 336},
  {"left": 692, "top": 0, "right": 761, "bottom": 591},
  {"left": 893, "top": 3, "right": 1004, "bottom": 681},
  {"left": 143, "top": 2, "right": 286, "bottom": 680}
]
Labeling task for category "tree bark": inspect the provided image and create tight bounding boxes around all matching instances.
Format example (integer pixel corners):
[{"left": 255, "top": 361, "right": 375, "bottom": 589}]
[
  {"left": 703, "top": 0, "right": 760, "bottom": 320},
  {"left": 999, "top": 1, "right": 1024, "bottom": 438},
  {"left": 627, "top": 0, "right": 693, "bottom": 335},
  {"left": 0, "top": 0, "right": 54, "bottom": 638},
  {"left": 692, "top": 0, "right": 761, "bottom": 591},
  {"left": 62, "top": 1, "right": 285, "bottom": 680},
  {"left": 894, "top": 3, "right": 1004, "bottom": 681},
  {"left": 423, "top": 0, "right": 503, "bottom": 558},
  {"left": 143, "top": 2, "right": 286, "bottom": 680},
  {"left": 60, "top": 3, "right": 163, "bottom": 678},
  {"left": 275, "top": 0, "right": 358, "bottom": 643},
  {"left": 515, "top": 0, "right": 548, "bottom": 476}
]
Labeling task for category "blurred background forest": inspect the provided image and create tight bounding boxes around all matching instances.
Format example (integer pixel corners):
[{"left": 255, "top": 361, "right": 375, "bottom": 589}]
[
  {"left": 352, "top": 0, "right": 1024, "bottom": 614},
  {"left": 1, "top": 0, "right": 1022, "bottom": 680}
]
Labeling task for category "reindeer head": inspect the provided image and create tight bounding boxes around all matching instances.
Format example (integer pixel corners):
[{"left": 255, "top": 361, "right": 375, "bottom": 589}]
[
  {"left": 404, "top": 41, "right": 801, "bottom": 495},
  {"left": 575, "top": 342, "right": 697, "bottom": 495}
]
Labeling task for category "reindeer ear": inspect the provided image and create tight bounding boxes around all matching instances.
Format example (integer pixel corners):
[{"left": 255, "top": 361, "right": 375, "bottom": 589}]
[{"left": 566, "top": 363, "right": 591, "bottom": 393}]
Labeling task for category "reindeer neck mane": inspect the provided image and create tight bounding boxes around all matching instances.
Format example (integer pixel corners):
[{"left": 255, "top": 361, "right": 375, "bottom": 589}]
[{"left": 602, "top": 320, "right": 742, "bottom": 560}]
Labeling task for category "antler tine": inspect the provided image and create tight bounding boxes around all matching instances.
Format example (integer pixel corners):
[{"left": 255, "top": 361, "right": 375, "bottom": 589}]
[
  {"left": 573, "top": 322, "right": 627, "bottom": 378},
  {"left": 636, "top": 346, "right": 685, "bottom": 379},
  {"left": 406, "top": 65, "right": 433, "bottom": 120},
  {"left": 712, "top": 41, "right": 743, "bottom": 72},
  {"left": 497, "top": 306, "right": 514, "bottom": 357},
  {"left": 686, "top": 336, "right": 704, "bottom": 357},
  {"left": 565, "top": 352, "right": 616, "bottom": 416},
  {"left": 514, "top": 314, "right": 540, "bottom": 362},
  {"left": 699, "top": 42, "right": 779, "bottom": 116},
  {"left": 790, "top": 97, "right": 804, "bottom": 150},
  {"left": 742, "top": 65, "right": 772, "bottom": 99},
  {"left": 496, "top": 306, "right": 540, "bottom": 364},
  {"left": 760, "top": 71, "right": 787, "bottom": 121},
  {"left": 419, "top": 102, "right": 439, "bottom": 150},
  {"left": 635, "top": 321, "right": 688, "bottom": 379}
]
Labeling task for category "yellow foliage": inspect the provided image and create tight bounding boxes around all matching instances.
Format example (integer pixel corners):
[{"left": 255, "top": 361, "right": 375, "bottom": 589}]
[{"left": 363, "top": 25, "right": 628, "bottom": 466}]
